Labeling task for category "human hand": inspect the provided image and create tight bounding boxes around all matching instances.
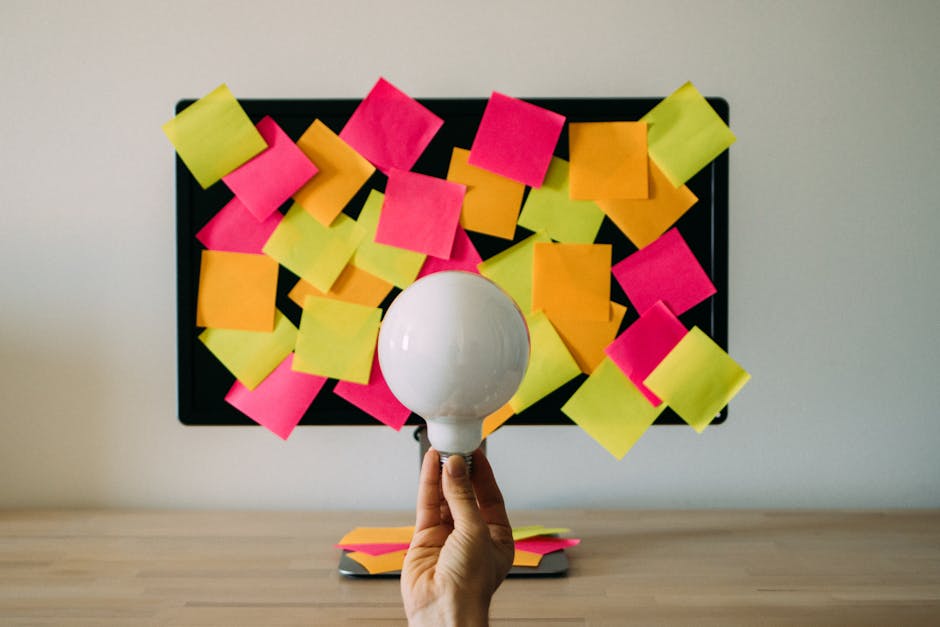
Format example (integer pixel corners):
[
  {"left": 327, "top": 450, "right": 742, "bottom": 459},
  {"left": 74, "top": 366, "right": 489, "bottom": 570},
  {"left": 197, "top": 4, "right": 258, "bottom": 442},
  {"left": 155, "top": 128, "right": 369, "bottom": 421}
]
[{"left": 401, "top": 449, "right": 514, "bottom": 627}]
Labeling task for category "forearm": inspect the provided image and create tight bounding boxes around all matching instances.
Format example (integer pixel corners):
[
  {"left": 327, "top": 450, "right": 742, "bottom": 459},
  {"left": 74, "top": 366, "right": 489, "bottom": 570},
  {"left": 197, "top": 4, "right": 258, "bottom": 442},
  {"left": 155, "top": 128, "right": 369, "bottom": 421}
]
[{"left": 406, "top": 598, "right": 490, "bottom": 627}]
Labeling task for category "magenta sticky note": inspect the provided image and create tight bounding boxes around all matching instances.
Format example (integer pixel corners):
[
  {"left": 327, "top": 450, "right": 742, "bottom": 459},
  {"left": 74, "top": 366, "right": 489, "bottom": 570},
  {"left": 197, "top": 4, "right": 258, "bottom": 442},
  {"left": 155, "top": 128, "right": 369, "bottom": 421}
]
[
  {"left": 333, "top": 355, "right": 411, "bottom": 431},
  {"left": 417, "top": 225, "right": 483, "bottom": 279},
  {"left": 335, "top": 542, "right": 411, "bottom": 556},
  {"left": 339, "top": 77, "right": 443, "bottom": 174},
  {"left": 375, "top": 169, "right": 465, "bottom": 258},
  {"left": 468, "top": 92, "right": 565, "bottom": 187},
  {"left": 605, "top": 301, "right": 688, "bottom": 406},
  {"left": 224, "top": 353, "right": 327, "bottom": 440},
  {"left": 222, "top": 116, "right": 318, "bottom": 221},
  {"left": 514, "top": 537, "right": 581, "bottom": 555},
  {"left": 196, "top": 196, "right": 283, "bottom": 254},
  {"left": 611, "top": 228, "right": 717, "bottom": 316}
]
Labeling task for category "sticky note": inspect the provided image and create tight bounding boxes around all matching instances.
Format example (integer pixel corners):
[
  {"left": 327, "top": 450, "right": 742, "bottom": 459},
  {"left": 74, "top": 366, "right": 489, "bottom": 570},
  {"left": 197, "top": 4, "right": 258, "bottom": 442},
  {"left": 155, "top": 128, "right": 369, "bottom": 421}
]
[
  {"left": 162, "top": 84, "right": 267, "bottom": 189},
  {"left": 198, "top": 310, "right": 298, "bottom": 390},
  {"left": 517, "top": 158, "right": 605, "bottom": 244},
  {"left": 221, "top": 116, "right": 318, "bottom": 220},
  {"left": 552, "top": 301, "right": 627, "bottom": 374},
  {"left": 416, "top": 225, "right": 483, "bottom": 279},
  {"left": 375, "top": 169, "right": 465, "bottom": 258},
  {"left": 481, "top": 403, "right": 514, "bottom": 439},
  {"left": 196, "top": 250, "right": 278, "bottom": 331},
  {"left": 339, "top": 77, "right": 443, "bottom": 174},
  {"left": 532, "top": 243, "right": 611, "bottom": 322},
  {"left": 515, "top": 537, "right": 580, "bottom": 555},
  {"left": 346, "top": 550, "right": 407, "bottom": 574},
  {"left": 605, "top": 301, "right": 687, "bottom": 406},
  {"left": 351, "top": 189, "right": 426, "bottom": 288},
  {"left": 478, "top": 231, "right": 551, "bottom": 313},
  {"left": 224, "top": 353, "right": 327, "bottom": 440},
  {"left": 333, "top": 355, "right": 411, "bottom": 431},
  {"left": 509, "top": 311, "right": 581, "bottom": 413},
  {"left": 597, "top": 158, "right": 698, "bottom": 249},
  {"left": 293, "top": 119, "right": 375, "bottom": 226},
  {"left": 293, "top": 296, "right": 381, "bottom": 384},
  {"left": 562, "top": 358, "right": 664, "bottom": 459},
  {"left": 611, "top": 228, "right": 716, "bottom": 317},
  {"left": 642, "top": 81, "right": 736, "bottom": 187},
  {"left": 288, "top": 265, "right": 393, "bottom": 309},
  {"left": 512, "top": 550, "right": 543, "bottom": 568},
  {"left": 644, "top": 327, "right": 750, "bottom": 433},
  {"left": 263, "top": 203, "right": 365, "bottom": 292},
  {"left": 446, "top": 147, "right": 524, "bottom": 239},
  {"left": 338, "top": 526, "right": 415, "bottom": 545},
  {"left": 336, "top": 543, "right": 411, "bottom": 556},
  {"left": 511, "top": 526, "right": 570, "bottom": 541},
  {"left": 569, "top": 121, "right": 648, "bottom": 200},
  {"left": 195, "top": 196, "right": 283, "bottom": 254},
  {"left": 468, "top": 92, "right": 565, "bottom": 187}
]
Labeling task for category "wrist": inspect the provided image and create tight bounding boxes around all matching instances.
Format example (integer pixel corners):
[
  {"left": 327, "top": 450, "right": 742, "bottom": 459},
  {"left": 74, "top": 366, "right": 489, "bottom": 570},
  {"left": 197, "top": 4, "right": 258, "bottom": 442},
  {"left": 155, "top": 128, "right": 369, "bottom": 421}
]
[{"left": 407, "top": 597, "right": 489, "bottom": 627}]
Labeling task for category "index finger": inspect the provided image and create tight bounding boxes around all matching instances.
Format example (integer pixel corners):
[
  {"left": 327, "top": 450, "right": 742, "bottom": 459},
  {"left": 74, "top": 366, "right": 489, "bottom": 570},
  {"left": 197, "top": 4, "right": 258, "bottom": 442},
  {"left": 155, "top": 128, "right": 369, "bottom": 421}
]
[
  {"left": 470, "top": 449, "right": 511, "bottom": 529},
  {"left": 414, "top": 448, "right": 442, "bottom": 532}
]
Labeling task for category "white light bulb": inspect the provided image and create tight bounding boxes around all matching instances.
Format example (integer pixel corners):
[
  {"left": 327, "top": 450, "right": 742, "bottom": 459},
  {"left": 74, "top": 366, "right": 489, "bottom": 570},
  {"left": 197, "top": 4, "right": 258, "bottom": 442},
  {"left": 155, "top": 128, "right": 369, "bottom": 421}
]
[{"left": 378, "top": 271, "right": 529, "bottom": 463}]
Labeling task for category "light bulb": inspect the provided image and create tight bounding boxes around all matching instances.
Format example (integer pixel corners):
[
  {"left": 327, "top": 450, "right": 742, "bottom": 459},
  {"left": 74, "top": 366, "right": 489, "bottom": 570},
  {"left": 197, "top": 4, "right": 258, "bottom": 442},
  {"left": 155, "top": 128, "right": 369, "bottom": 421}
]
[{"left": 378, "top": 271, "right": 530, "bottom": 466}]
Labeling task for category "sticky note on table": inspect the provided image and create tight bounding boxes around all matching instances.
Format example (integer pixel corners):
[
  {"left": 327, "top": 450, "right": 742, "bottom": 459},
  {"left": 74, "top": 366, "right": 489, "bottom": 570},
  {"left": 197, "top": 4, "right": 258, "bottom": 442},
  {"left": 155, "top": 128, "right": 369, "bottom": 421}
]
[
  {"left": 196, "top": 196, "right": 283, "bottom": 254},
  {"left": 333, "top": 354, "right": 411, "bottom": 431},
  {"left": 288, "top": 264, "right": 392, "bottom": 310},
  {"left": 338, "top": 526, "right": 415, "bottom": 545},
  {"left": 562, "top": 358, "right": 664, "bottom": 459},
  {"left": 162, "top": 84, "right": 267, "bottom": 189},
  {"left": 478, "top": 231, "right": 551, "bottom": 313},
  {"left": 515, "top": 537, "right": 581, "bottom": 555},
  {"left": 224, "top": 353, "right": 327, "bottom": 440},
  {"left": 346, "top": 549, "right": 408, "bottom": 574},
  {"left": 643, "top": 327, "right": 750, "bottom": 433},
  {"left": 375, "top": 169, "right": 465, "bottom": 258},
  {"left": 417, "top": 225, "right": 482, "bottom": 279},
  {"left": 468, "top": 92, "right": 565, "bottom": 187},
  {"left": 611, "top": 228, "right": 716, "bottom": 316},
  {"left": 569, "top": 121, "right": 648, "bottom": 200},
  {"left": 512, "top": 550, "right": 543, "bottom": 568},
  {"left": 196, "top": 250, "right": 278, "bottom": 332},
  {"left": 532, "top": 243, "right": 611, "bottom": 323},
  {"left": 642, "top": 81, "right": 736, "bottom": 187},
  {"left": 446, "top": 147, "right": 524, "bottom": 239},
  {"left": 198, "top": 310, "right": 298, "bottom": 390},
  {"left": 511, "top": 526, "right": 571, "bottom": 541},
  {"left": 552, "top": 301, "right": 627, "bottom": 374},
  {"left": 293, "top": 296, "right": 381, "bottom": 384},
  {"left": 336, "top": 542, "right": 411, "bottom": 556},
  {"left": 293, "top": 119, "right": 375, "bottom": 226},
  {"left": 339, "top": 77, "right": 443, "bottom": 174},
  {"left": 509, "top": 311, "right": 581, "bottom": 413},
  {"left": 351, "top": 189, "right": 426, "bottom": 288},
  {"left": 517, "top": 157, "right": 605, "bottom": 244}
]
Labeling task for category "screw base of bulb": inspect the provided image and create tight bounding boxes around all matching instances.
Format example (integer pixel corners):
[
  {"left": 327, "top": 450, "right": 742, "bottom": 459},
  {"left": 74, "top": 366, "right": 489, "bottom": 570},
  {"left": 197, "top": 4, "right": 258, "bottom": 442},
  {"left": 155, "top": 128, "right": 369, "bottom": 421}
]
[{"left": 438, "top": 452, "right": 473, "bottom": 475}]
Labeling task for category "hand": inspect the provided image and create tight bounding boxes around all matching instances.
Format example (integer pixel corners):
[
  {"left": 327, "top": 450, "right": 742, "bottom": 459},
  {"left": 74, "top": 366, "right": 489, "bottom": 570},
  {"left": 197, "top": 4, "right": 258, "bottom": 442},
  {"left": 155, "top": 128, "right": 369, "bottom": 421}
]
[{"left": 401, "top": 449, "right": 514, "bottom": 627}]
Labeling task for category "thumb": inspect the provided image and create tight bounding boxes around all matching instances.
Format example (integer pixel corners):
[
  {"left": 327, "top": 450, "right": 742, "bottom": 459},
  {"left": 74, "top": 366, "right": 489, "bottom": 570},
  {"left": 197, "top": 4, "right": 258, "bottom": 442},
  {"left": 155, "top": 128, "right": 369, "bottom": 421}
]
[{"left": 441, "top": 454, "right": 485, "bottom": 531}]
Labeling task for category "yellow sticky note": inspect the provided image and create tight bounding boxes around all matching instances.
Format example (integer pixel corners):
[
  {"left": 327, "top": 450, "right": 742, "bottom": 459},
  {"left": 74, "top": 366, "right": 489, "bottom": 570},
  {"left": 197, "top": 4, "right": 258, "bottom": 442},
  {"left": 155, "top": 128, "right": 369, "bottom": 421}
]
[
  {"left": 512, "top": 526, "right": 571, "bottom": 541},
  {"left": 512, "top": 550, "right": 543, "bottom": 568},
  {"left": 162, "top": 84, "right": 267, "bottom": 189},
  {"left": 294, "top": 296, "right": 381, "bottom": 384},
  {"left": 196, "top": 250, "right": 278, "bottom": 332},
  {"left": 350, "top": 190, "right": 426, "bottom": 289},
  {"left": 562, "top": 358, "right": 664, "bottom": 459},
  {"left": 569, "top": 121, "right": 648, "bottom": 200},
  {"left": 552, "top": 302, "right": 627, "bottom": 374},
  {"left": 447, "top": 147, "right": 525, "bottom": 240},
  {"left": 482, "top": 403, "right": 514, "bottom": 439},
  {"left": 198, "top": 310, "right": 298, "bottom": 390},
  {"left": 288, "top": 265, "right": 392, "bottom": 310},
  {"left": 643, "top": 327, "right": 750, "bottom": 433},
  {"left": 532, "top": 243, "right": 611, "bottom": 322},
  {"left": 509, "top": 311, "right": 581, "bottom": 413},
  {"left": 263, "top": 203, "right": 364, "bottom": 292},
  {"left": 477, "top": 231, "right": 551, "bottom": 313},
  {"left": 642, "top": 81, "right": 736, "bottom": 187},
  {"left": 346, "top": 549, "right": 407, "bottom": 574},
  {"left": 338, "top": 526, "right": 415, "bottom": 545},
  {"left": 516, "top": 158, "right": 605, "bottom": 244},
  {"left": 293, "top": 119, "right": 376, "bottom": 226}
]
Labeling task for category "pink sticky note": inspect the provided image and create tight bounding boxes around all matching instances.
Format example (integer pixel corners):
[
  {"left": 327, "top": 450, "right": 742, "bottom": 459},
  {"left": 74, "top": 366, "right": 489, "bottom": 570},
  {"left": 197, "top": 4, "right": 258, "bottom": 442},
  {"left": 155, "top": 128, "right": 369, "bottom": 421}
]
[
  {"left": 333, "top": 355, "right": 411, "bottom": 431},
  {"left": 611, "top": 228, "right": 717, "bottom": 316},
  {"left": 514, "top": 537, "right": 581, "bottom": 555},
  {"left": 417, "top": 225, "right": 483, "bottom": 278},
  {"left": 605, "top": 301, "right": 688, "bottom": 406},
  {"left": 335, "top": 542, "right": 411, "bottom": 556},
  {"left": 375, "top": 169, "right": 465, "bottom": 258},
  {"left": 339, "top": 77, "right": 443, "bottom": 174},
  {"left": 222, "top": 116, "right": 319, "bottom": 221},
  {"left": 196, "top": 196, "right": 283, "bottom": 254},
  {"left": 468, "top": 92, "right": 565, "bottom": 187},
  {"left": 225, "top": 353, "right": 327, "bottom": 440}
]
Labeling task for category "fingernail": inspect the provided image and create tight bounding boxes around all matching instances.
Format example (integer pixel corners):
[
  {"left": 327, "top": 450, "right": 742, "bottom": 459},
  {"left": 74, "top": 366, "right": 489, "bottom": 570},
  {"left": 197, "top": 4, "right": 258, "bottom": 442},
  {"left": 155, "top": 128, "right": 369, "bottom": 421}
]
[{"left": 446, "top": 455, "right": 466, "bottom": 478}]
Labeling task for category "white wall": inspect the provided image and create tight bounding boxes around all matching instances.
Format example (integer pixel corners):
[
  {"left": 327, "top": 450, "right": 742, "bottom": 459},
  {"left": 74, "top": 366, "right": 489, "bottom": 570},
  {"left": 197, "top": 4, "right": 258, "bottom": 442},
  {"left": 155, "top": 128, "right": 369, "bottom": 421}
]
[{"left": 2, "top": 0, "right": 938, "bottom": 510}]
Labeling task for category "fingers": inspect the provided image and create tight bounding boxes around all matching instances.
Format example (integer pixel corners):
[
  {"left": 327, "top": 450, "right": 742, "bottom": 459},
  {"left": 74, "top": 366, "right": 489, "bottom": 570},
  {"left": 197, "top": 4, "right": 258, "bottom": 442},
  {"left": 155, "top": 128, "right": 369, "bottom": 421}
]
[
  {"left": 470, "top": 449, "right": 511, "bottom": 530},
  {"left": 441, "top": 454, "right": 487, "bottom": 532},
  {"left": 413, "top": 448, "right": 442, "bottom": 533}
]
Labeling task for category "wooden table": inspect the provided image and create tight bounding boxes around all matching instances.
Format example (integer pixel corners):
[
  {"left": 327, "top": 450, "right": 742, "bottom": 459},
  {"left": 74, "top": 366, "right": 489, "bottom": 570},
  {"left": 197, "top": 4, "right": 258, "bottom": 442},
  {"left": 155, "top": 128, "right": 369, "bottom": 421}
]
[{"left": 1, "top": 509, "right": 938, "bottom": 625}]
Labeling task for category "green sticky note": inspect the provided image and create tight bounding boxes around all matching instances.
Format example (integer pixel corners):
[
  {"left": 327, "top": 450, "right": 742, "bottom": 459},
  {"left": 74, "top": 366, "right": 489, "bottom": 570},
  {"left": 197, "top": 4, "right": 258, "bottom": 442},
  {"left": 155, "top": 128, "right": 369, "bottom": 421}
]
[
  {"left": 350, "top": 189, "right": 426, "bottom": 288},
  {"left": 641, "top": 81, "right": 736, "bottom": 187},
  {"left": 643, "top": 327, "right": 750, "bottom": 433},
  {"left": 293, "top": 296, "right": 381, "bottom": 384},
  {"left": 509, "top": 311, "right": 581, "bottom": 413},
  {"left": 512, "top": 526, "right": 571, "bottom": 541},
  {"left": 517, "top": 157, "right": 605, "bottom": 244},
  {"left": 562, "top": 358, "right": 664, "bottom": 459},
  {"left": 198, "top": 310, "right": 298, "bottom": 390},
  {"left": 478, "top": 231, "right": 551, "bottom": 313},
  {"left": 263, "top": 203, "right": 365, "bottom": 292},
  {"left": 161, "top": 84, "right": 267, "bottom": 189}
]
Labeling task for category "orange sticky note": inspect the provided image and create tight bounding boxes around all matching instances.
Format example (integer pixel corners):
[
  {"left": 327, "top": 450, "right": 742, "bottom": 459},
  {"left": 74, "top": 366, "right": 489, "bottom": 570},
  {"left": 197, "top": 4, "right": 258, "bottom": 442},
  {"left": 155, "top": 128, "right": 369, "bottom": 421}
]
[
  {"left": 552, "top": 301, "right": 627, "bottom": 374},
  {"left": 532, "top": 243, "right": 611, "bottom": 322},
  {"left": 288, "top": 265, "right": 393, "bottom": 309},
  {"left": 569, "top": 121, "right": 648, "bottom": 200},
  {"left": 338, "top": 526, "right": 415, "bottom": 545},
  {"left": 293, "top": 119, "right": 376, "bottom": 226},
  {"left": 346, "top": 549, "right": 408, "bottom": 574},
  {"left": 482, "top": 403, "right": 514, "bottom": 438},
  {"left": 196, "top": 250, "right": 278, "bottom": 331},
  {"left": 512, "top": 550, "right": 543, "bottom": 568},
  {"left": 596, "top": 159, "right": 698, "bottom": 249},
  {"left": 446, "top": 147, "right": 525, "bottom": 240}
]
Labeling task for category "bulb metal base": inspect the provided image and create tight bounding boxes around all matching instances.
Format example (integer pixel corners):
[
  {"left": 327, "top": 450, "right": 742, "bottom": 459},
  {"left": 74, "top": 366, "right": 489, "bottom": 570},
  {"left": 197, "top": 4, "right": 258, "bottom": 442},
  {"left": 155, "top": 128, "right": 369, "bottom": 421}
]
[{"left": 438, "top": 452, "right": 473, "bottom": 475}]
